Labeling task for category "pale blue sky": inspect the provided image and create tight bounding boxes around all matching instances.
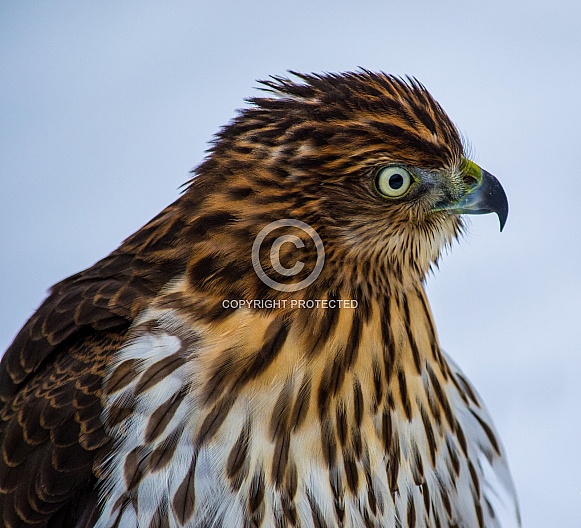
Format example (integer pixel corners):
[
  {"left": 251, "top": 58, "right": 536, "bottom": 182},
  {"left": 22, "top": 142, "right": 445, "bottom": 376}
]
[{"left": 1, "top": 2, "right": 580, "bottom": 526}]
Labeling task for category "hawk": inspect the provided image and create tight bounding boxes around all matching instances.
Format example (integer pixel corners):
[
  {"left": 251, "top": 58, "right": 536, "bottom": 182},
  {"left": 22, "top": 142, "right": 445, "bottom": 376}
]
[{"left": 0, "top": 71, "right": 520, "bottom": 527}]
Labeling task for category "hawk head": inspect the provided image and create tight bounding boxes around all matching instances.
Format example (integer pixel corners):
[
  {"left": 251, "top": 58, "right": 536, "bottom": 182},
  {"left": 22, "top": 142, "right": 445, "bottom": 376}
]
[{"left": 184, "top": 71, "right": 508, "bottom": 301}]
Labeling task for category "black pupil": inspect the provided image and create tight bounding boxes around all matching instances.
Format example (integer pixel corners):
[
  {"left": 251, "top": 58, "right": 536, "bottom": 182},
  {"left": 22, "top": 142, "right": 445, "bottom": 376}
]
[{"left": 389, "top": 173, "right": 404, "bottom": 189}]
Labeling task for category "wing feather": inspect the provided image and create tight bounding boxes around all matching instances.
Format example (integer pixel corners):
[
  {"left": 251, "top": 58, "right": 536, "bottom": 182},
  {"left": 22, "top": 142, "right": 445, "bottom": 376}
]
[
  {"left": 444, "top": 352, "right": 521, "bottom": 527},
  {"left": 0, "top": 196, "right": 195, "bottom": 526}
]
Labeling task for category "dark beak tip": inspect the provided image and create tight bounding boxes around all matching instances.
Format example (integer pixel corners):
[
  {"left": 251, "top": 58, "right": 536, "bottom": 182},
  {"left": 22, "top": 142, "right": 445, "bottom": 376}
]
[
  {"left": 482, "top": 169, "right": 509, "bottom": 233},
  {"left": 498, "top": 204, "right": 508, "bottom": 232}
]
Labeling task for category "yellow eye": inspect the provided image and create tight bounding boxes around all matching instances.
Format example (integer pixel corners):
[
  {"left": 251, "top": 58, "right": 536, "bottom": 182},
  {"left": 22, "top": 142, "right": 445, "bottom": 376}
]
[{"left": 375, "top": 166, "right": 413, "bottom": 198}]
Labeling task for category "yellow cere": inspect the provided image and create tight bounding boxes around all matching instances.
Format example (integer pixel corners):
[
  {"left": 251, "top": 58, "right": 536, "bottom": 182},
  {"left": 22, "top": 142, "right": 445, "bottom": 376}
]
[{"left": 462, "top": 158, "right": 483, "bottom": 185}]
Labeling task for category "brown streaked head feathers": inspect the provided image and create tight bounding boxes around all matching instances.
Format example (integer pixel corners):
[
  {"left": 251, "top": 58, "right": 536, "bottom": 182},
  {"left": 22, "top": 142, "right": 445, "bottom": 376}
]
[{"left": 184, "top": 71, "right": 468, "bottom": 300}]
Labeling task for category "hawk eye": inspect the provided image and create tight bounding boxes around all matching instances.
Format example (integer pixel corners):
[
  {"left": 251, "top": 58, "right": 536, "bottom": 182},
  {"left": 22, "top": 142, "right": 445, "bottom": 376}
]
[{"left": 375, "top": 166, "right": 413, "bottom": 198}]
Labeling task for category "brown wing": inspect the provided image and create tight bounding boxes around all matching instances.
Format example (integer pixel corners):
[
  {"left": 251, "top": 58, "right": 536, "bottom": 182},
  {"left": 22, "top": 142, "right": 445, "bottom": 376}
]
[
  {"left": 0, "top": 330, "right": 122, "bottom": 527},
  {"left": 0, "top": 199, "right": 191, "bottom": 405},
  {"left": 0, "top": 196, "right": 195, "bottom": 527}
]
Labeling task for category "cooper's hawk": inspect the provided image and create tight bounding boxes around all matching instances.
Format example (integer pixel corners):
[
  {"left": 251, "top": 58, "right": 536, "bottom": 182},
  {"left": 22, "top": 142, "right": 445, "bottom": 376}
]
[{"left": 0, "top": 71, "right": 520, "bottom": 527}]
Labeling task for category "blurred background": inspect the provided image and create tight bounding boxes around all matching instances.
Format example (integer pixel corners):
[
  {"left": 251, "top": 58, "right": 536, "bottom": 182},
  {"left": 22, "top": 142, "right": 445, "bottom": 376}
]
[{"left": 1, "top": 2, "right": 580, "bottom": 525}]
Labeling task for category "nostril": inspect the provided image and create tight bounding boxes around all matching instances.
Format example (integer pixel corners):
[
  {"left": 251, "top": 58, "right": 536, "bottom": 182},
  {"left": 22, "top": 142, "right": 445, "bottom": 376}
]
[
  {"left": 462, "top": 174, "right": 480, "bottom": 191},
  {"left": 460, "top": 159, "right": 483, "bottom": 192}
]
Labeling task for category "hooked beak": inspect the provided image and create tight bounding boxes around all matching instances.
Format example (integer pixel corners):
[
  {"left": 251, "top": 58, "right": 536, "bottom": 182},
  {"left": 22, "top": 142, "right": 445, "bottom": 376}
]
[{"left": 434, "top": 163, "right": 509, "bottom": 231}]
